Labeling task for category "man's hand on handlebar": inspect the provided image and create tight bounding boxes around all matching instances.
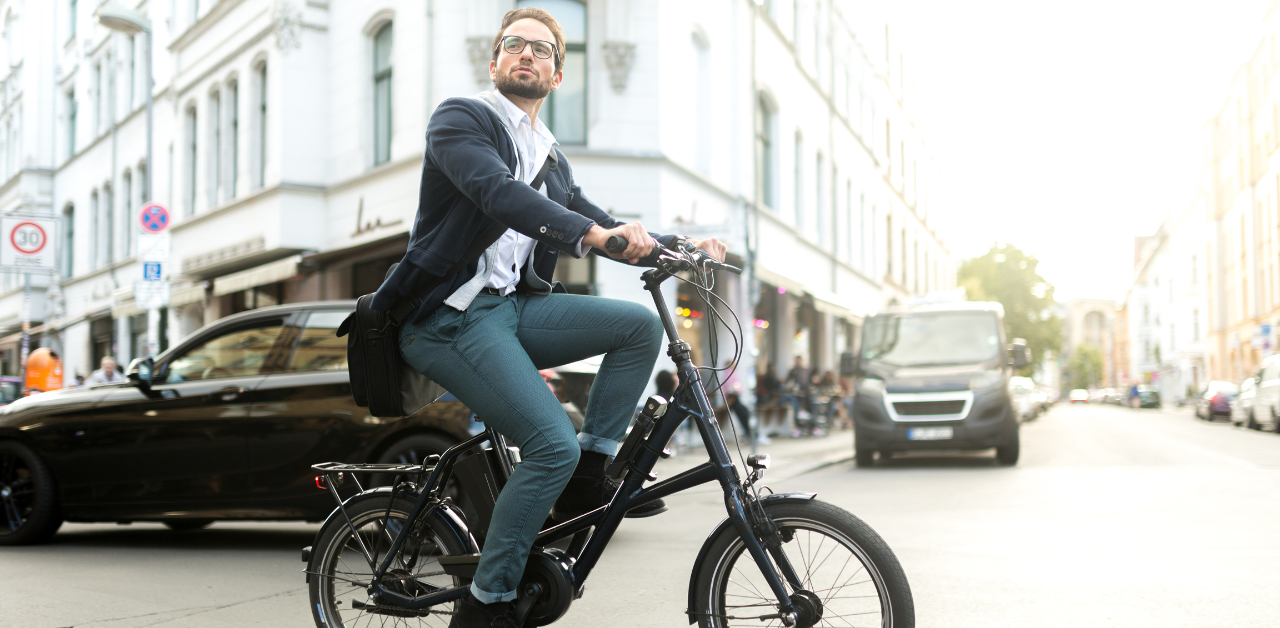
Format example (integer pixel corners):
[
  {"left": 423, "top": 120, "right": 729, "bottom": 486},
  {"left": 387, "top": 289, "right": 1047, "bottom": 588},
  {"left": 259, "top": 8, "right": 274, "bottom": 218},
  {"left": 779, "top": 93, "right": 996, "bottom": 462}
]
[
  {"left": 688, "top": 237, "right": 727, "bottom": 262},
  {"left": 584, "top": 223, "right": 654, "bottom": 264}
]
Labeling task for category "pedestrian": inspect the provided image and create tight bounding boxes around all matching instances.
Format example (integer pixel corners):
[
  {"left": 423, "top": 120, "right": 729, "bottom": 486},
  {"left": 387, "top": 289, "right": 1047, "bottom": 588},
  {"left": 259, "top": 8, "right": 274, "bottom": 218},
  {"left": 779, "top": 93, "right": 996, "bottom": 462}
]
[
  {"left": 756, "top": 362, "right": 780, "bottom": 436},
  {"left": 84, "top": 357, "right": 125, "bottom": 386},
  {"left": 370, "top": 8, "right": 727, "bottom": 626},
  {"left": 783, "top": 355, "right": 812, "bottom": 421},
  {"left": 719, "top": 359, "right": 757, "bottom": 443}
]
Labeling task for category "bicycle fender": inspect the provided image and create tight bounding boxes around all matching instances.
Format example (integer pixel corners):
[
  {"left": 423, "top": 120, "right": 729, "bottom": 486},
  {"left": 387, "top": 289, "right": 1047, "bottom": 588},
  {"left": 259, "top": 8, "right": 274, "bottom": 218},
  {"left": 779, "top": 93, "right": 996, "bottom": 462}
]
[
  {"left": 305, "top": 488, "right": 480, "bottom": 582},
  {"left": 685, "top": 492, "right": 816, "bottom": 624}
]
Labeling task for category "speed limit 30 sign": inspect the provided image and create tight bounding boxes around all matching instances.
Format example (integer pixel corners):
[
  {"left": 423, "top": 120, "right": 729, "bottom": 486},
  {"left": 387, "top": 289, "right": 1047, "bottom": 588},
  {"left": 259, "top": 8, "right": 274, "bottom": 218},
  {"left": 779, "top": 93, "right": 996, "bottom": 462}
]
[{"left": 1, "top": 216, "right": 58, "bottom": 272}]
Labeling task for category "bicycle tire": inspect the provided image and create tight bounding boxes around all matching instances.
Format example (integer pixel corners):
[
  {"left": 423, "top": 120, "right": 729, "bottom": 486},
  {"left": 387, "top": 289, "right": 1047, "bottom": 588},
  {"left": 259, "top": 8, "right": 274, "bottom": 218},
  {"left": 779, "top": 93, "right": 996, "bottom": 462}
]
[
  {"left": 692, "top": 500, "right": 914, "bottom": 628},
  {"left": 308, "top": 493, "right": 473, "bottom": 628}
]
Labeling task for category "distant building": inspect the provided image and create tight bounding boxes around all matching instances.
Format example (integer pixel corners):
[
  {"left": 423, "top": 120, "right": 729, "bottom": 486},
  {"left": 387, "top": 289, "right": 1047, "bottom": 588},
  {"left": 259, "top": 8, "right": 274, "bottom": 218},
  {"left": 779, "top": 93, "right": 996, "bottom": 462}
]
[{"left": 0, "top": 0, "right": 952, "bottom": 389}]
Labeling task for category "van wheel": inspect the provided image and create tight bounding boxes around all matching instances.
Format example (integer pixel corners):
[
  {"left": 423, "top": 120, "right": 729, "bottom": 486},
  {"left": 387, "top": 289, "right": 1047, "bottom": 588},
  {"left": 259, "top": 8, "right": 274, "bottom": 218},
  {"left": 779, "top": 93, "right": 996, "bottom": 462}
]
[
  {"left": 855, "top": 448, "right": 876, "bottom": 467},
  {"left": 1247, "top": 412, "right": 1260, "bottom": 430},
  {"left": 164, "top": 519, "right": 213, "bottom": 531},
  {"left": 996, "top": 433, "right": 1020, "bottom": 466}
]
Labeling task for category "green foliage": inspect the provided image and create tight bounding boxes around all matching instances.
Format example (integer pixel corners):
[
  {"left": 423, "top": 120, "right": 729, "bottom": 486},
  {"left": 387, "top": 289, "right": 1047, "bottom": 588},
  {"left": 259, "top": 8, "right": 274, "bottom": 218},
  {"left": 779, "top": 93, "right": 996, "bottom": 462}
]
[
  {"left": 957, "top": 244, "right": 1063, "bottom": 375},
  {"left": 1068, "top": 344, "right": 1104, "bottom": 390}
]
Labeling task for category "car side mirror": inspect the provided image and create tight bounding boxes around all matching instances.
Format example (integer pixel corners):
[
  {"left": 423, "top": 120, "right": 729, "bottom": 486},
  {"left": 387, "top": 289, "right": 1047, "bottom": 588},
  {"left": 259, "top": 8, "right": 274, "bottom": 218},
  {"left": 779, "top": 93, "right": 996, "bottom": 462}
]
[
  {"left": 127, "top": 357, "right": 154, "bottom": 388},
  {"left": 1009, "top": 339, "right": 1030, "bottom": 369}
]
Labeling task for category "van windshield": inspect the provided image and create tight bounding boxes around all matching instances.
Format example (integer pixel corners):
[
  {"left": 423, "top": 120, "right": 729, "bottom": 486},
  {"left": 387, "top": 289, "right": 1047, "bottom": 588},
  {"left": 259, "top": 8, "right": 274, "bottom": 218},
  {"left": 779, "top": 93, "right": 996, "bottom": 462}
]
[{"left": 862, "top": 311, "right": 1002, "bottom": 367}]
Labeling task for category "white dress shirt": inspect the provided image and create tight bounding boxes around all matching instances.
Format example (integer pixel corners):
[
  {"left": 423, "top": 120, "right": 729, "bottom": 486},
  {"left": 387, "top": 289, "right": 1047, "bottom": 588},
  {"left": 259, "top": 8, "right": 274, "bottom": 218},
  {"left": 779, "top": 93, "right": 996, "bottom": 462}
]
[{"left": 485, "top": 91, "right": 558, "bottom": 296}]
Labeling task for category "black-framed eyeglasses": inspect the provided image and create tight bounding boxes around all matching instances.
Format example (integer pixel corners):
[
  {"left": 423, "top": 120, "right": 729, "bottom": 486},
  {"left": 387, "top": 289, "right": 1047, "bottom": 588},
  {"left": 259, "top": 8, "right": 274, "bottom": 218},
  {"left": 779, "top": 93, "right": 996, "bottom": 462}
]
[{"left": 498, "top": 35, "right": 558, "bottom": 60}]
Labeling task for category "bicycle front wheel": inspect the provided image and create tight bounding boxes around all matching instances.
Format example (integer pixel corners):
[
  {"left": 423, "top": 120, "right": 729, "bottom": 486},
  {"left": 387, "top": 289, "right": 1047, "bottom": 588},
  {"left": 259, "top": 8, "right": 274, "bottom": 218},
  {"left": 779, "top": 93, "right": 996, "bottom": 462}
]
[
  {"left": 308, "top": 493, "right": 472, "bottom": 628},
  {"left": 692, "top": 499, "right": 914, "bottom": 628}
]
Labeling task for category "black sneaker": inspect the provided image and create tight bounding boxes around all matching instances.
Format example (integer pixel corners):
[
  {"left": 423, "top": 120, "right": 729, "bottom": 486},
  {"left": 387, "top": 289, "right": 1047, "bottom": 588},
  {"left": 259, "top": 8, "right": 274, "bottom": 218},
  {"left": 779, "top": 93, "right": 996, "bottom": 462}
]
[
  {"left": 448, "top": 593, "right": 522, "bottom": 628},
  {"left": 550, "top": 474, "right": 667, "bottom": 521}
]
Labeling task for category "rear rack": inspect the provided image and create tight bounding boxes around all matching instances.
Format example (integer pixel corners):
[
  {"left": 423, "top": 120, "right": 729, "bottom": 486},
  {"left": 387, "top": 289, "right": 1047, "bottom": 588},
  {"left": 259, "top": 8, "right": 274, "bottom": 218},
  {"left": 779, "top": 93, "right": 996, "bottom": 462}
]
[{"left": 311, "top": 462, "right": 430, "bottom": 474}]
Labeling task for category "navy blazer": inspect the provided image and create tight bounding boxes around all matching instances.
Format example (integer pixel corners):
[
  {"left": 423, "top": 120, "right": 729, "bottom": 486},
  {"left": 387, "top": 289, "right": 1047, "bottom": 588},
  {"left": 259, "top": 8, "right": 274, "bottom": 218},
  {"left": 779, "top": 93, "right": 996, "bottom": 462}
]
[{"left": 371, "top": 96, "right": 676, "bottom": 323}]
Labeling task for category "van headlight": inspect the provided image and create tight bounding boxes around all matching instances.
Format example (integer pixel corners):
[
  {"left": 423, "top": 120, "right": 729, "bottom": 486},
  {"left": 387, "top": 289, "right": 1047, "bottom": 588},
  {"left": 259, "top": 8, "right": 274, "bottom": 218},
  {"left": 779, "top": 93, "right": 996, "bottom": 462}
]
[
  {"left": 856, "top": 377, "right": 885, "bottom": 396},
  {"left": 969, "top": 370, "right": 1003, "bottom": 392}
]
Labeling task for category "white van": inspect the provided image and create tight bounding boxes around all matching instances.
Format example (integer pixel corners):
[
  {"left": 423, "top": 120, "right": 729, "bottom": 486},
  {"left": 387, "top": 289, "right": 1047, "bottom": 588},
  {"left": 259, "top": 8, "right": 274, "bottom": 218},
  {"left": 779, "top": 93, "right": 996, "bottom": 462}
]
[{"left": 1246, "top": 355, "right": 1280, "bottom": 431}]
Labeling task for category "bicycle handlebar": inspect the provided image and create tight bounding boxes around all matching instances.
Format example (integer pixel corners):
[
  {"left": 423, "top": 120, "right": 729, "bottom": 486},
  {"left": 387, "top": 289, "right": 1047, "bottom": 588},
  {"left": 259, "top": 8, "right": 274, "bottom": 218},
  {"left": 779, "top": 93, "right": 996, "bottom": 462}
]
[{"left": 603, "top": 235, "right": 743, "bottom": 275}]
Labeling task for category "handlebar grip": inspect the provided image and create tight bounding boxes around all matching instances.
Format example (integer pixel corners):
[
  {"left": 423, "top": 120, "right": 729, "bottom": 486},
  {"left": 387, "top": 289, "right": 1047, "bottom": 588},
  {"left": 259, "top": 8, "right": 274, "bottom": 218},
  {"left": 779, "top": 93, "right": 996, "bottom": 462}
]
[{"left": 605, "top": 235, "right": 628, "bottom": 255}]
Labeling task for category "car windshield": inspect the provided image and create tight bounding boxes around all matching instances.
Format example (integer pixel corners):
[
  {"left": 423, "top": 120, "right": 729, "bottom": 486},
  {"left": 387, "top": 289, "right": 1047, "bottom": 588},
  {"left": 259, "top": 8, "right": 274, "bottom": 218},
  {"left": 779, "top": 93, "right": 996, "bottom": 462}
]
[{"left": 861, "top": 311, "right": 1001, "bottom": 367}]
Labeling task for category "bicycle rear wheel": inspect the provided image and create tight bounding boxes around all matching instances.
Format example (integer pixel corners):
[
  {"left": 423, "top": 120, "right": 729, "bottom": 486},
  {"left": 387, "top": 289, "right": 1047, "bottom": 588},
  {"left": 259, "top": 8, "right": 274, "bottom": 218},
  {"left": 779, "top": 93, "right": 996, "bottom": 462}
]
[
  {"left": 308, "top": 493, "right": 472, "bottom": 628},
  {"left": 692, "top": 500, "right": 914, "bottom": 628}
]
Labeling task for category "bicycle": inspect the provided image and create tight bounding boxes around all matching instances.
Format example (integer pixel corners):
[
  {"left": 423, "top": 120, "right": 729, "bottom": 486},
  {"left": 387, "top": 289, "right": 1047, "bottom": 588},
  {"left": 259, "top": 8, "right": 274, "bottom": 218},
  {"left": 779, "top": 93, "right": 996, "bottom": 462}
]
[{"left": 303, "top": 237, "right": 915, "bottom": 627}]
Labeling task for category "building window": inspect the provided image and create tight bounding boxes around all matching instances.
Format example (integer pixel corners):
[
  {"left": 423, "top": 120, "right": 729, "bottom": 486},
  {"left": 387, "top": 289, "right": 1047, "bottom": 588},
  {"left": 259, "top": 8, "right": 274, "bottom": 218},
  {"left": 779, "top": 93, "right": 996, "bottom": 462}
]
[
  {"left": 65, "top": 88, "right": 76, "bottom": 158},
  {"left": 227, "top": 81, "right": 238, "bottom": 198},
  {"left": 1190, "top": 255, "right": 1197, "bottom": 285},
  {"left": 756, "top": 94, "right": 776, "bottom": 209},
  {"left": 69, "top": 0, "right": 77, "bottom": 39},
  {"left": 93, "top": 61, "right": 102, "bottom": 135},
  {"left": 815, "top": 152, "right": 824, "bottom": 242},
  {"left": 693, "top": 29, "right": 712, "bottom": 175},
  {"left": 209, "top": 90, "right": 221, "bottom": 206},
  {"left": 253, "top": 61, "right": 267, "bottom": 189},
  {"left": 138, "top": 161, "right": 148, "bottom": 204},
  {"left": 127, "top": 35, "right": 136, "bottom": 112},
  {"left": 62, "top": 204, "right": 74, "bottom": 278},
  {"left": 794, "top": 131, "right": 803, "bottom": 229},
  {"left": 1193, "top": 309, "right": 1200, "bottom": 341},
  {"left": 89, "top": 189, "right": 99, "bottom": 267},
  {"left": 519, "top": 0, "right": 586, "bottom": 144},
  {"left": 91, "top": 316, "right": 114, "bottom": 370},
  {"left": 885, "top": 214, "right": 892, "bottom": 278},
  {"left": 373, "top": 22, "right": 393, "bottom": 166},
  {"left": 185, "top": 105, "right": 197, "bottom": 216},
  {"left": 122, "top": 170, "right": 132, "bottom": 257},
  {"left": 103, "top": 184, "right": 114, "bottom": 264}
]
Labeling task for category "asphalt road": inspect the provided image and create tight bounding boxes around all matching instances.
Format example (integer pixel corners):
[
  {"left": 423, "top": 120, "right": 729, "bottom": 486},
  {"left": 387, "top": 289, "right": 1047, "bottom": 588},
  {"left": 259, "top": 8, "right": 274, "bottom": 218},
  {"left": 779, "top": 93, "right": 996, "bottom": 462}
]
[{"left": 2, "top": 402, "right": 1277, "bottom": 627}]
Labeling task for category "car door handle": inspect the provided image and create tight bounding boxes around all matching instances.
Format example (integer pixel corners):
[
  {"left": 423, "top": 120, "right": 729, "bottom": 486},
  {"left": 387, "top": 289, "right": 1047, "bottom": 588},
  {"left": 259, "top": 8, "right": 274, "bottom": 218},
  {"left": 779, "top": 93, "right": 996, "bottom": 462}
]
[{"left": 212, "top": 387, "right": 246, "bottom": 402}]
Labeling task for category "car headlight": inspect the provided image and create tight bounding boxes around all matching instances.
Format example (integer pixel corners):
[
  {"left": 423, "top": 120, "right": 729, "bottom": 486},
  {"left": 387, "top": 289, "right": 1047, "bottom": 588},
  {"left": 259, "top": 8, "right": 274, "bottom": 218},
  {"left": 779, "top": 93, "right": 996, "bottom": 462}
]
[
  {"left": 969, "top": 370, "right": 1003, "bottom": 391},
  {"left": 855, "top": 377, "right": 885, "bottom": 396}
]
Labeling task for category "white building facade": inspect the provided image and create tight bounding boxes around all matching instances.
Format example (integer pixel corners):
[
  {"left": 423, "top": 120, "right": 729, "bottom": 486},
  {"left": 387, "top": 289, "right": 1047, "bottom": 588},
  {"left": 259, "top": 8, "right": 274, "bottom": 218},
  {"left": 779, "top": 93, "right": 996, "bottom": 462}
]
[{"left": 2, "top": 0, "right": 951, "bottom": 391}]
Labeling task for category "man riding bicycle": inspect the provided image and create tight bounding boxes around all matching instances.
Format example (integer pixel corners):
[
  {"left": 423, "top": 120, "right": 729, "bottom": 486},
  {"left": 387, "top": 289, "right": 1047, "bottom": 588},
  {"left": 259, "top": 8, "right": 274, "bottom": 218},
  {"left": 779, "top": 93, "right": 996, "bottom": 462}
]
[{"left": 371, "top": 7, "right": 725, "bottom": 627}]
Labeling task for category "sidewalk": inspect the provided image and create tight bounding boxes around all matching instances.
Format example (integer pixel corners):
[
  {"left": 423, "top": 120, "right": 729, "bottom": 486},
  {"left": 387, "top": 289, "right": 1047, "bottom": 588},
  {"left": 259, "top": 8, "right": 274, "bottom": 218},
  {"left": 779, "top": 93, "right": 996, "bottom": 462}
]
[{"left": 654, "top": 428, "right": 853, "bottom": 483}]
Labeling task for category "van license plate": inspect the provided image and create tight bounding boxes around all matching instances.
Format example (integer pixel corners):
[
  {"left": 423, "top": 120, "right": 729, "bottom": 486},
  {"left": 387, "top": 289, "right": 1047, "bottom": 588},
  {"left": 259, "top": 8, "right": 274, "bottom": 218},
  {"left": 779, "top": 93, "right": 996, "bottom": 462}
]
[{"left": 907, "top": 427, "right": 953, "bottom": 441}]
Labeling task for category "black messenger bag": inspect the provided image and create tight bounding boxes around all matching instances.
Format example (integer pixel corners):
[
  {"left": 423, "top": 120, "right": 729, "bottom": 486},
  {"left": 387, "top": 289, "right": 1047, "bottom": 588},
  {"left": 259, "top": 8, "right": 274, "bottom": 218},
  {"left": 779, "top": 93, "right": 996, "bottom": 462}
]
[{"left": 336, "top": 152, "right": 557, "bottom": 417}]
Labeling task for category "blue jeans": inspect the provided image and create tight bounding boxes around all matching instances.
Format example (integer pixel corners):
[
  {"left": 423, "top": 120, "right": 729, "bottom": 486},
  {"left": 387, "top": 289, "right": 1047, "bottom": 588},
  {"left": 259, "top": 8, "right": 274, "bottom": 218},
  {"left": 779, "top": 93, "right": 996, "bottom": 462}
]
[{"left": 398, "top": 292, "right": 664, "bottom": 603}]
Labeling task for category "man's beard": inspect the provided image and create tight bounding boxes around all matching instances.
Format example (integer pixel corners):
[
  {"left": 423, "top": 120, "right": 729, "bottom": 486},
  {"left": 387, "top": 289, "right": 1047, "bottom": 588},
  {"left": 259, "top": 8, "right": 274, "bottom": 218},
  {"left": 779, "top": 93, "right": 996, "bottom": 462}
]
[{"left": 495, "top": 68, "right": 552, "bottom": 100}]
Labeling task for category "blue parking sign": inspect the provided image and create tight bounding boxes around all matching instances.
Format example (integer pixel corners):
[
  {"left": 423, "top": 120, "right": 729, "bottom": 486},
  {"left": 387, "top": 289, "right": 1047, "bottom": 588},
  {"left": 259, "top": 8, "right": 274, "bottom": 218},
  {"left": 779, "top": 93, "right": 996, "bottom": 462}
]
[{"left": 143, "top": 261, "right": 162, "bottom": 281}]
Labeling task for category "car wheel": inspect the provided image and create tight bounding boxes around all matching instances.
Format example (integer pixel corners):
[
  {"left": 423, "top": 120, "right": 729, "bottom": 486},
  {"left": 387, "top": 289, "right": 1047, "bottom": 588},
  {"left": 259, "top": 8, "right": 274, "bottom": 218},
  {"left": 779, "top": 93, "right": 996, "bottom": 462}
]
[
  {"left": 375, "top": 433, "right": 463, "bottom": 500},
  {"left": 0, "top": 440, "right": 63, "bottom": 546},
  {"left": 164, "top": 519, "right": 214, "bottom": 531},
  {"left": 996, "top": 432, "right": 1020, "bottom": 466}
]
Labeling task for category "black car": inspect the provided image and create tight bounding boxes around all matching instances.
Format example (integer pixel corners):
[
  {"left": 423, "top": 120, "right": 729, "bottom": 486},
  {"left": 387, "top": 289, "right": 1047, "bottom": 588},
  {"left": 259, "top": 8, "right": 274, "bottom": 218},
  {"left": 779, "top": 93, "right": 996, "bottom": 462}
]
[{"left": 0, "top": 301, "right": 477, "bottom": 545}]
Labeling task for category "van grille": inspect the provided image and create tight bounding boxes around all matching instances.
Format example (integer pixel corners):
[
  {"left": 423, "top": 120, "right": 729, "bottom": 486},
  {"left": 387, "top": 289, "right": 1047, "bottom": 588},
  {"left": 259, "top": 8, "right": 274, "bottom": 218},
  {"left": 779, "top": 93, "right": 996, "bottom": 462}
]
[{"left": 892, "top": 400, "right": 965, "bottom": 416}]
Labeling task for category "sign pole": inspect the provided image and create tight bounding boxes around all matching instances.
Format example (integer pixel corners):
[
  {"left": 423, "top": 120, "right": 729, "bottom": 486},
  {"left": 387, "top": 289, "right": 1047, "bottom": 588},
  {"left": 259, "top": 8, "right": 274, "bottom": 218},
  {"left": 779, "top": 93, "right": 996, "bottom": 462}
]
[
  {"left": 20, "top": 272, "right": 29, "bottom": 373},
  {"left": 137, "top": 203, "right": 170, "bottom": 358}
]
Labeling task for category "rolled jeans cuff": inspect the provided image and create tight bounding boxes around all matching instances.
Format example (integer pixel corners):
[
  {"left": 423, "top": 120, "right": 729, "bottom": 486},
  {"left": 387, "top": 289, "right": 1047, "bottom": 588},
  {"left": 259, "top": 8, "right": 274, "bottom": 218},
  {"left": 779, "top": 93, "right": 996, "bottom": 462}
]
[
  {"left": 577, "top": 432, "right": 621, "bottom": 456},
  {"left": 470, "top": 582, "right": 517, "bottom": 605}
]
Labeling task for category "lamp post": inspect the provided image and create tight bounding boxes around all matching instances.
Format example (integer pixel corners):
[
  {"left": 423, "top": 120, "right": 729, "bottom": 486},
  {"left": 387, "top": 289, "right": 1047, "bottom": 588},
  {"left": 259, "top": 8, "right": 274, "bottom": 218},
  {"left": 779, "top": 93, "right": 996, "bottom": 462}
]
[{"left": 95, "top": 4, "right": 157, "bottom": 356}]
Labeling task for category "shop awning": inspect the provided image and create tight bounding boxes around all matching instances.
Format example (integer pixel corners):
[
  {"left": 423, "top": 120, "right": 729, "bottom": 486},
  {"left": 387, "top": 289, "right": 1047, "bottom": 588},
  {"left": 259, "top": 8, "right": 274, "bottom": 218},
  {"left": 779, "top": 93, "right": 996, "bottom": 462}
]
[
  {"left": 213, "top": 255, "right": 302, "bottom": 297},
  {"left": 170, "top": 282, "right": 208, "bottom": 307},
  {"left": 753, "top": 265, "right": 808, "bottom": 296},
  {"left": 754, "top": 264, "right": 863, "bottom": 323}
]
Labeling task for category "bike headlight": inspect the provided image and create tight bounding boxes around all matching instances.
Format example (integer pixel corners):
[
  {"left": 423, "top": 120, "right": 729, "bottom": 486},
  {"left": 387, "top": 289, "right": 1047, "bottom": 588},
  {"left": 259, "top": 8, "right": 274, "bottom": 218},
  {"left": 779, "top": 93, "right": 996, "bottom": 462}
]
[
  {"left": 969, "top": 369, "right": 1003, "bottom": 391},
  {"left": 855, "top": 377, "right": 885, "bottom": 396}
]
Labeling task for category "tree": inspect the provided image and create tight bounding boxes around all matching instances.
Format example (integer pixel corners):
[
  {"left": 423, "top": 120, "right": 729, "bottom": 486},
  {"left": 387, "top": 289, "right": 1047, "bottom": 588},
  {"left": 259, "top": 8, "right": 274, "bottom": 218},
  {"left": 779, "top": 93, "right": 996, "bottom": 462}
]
[
  {"left": 1067, "top": 344, "right": 1104, "bottom": 390},
  {"left": 957, "top": 244, "right": 1063, "bottom": 375}
]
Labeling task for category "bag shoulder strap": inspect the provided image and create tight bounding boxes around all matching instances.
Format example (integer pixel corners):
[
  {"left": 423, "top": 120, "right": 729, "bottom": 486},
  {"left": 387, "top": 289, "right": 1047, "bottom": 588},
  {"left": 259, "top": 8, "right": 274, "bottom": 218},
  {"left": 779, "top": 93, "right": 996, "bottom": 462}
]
[{"left": 387, "top": 152, "right": 558, "bottom": 325}]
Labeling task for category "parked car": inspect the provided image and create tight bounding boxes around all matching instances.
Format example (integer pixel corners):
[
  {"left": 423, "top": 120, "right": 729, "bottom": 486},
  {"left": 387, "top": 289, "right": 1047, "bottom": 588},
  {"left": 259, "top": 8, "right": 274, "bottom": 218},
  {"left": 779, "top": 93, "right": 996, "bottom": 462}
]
[
  {"left": 0, "top": 376, "right": 22, "bottom": 405},
  {"left": 1245, "top": 355, "right": 1280, "bottom": 432},
  {"left": 1089, "top": 389, "right": 1107, "bottom": 403},
  {"left": 1009, "top": 376, "right": 1037, "bottom": 422},
  {"left": 1231, "top": 378, "right": 1257, "bottom": 426},
  {"left": 1135, "top": 385, "right": 1161, "bottom": 409},
  {"left": 0, "top": 301, "right": 480, "bottom": 545},
  {"left": 1196, "top": 380, "right": 1240, "bottom": 422},
  {"left": 1069, "top": 389, "right": 1089, "bottom": 403}
]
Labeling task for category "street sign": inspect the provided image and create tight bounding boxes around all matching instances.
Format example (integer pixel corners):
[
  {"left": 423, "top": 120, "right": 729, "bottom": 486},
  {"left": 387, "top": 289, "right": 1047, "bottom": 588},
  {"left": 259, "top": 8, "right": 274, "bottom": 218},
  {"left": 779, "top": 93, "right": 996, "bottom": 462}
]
[
  {"left": 143, "top": 261, "right": 162, "bottom": 281},
  {"left": 135, "top": 280, "right": 170, "bottom": 309},
  {"left": 0, "top": 216, "right": 58, "bottom": 272},
  {"left": 138, "top": 203, "right": 171, "bottom": 234},
  {"left": 138, "top": 232, "right": 171, "bottom": 262}
]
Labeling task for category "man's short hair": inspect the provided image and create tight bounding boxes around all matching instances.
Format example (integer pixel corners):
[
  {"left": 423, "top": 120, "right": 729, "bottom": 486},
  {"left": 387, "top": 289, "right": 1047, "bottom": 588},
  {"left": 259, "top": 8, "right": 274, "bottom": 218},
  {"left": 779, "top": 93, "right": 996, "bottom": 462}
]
[{"left": 491, "top": 8, "right": 566, "bottom": 74}]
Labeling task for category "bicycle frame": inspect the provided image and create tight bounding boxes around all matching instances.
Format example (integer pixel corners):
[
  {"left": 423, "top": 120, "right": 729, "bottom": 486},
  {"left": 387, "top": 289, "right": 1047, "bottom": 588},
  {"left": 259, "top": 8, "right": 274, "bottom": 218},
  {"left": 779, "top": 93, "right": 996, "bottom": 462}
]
[{"left": 354, "top": 265, "right": 804, "bottom": 620}]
